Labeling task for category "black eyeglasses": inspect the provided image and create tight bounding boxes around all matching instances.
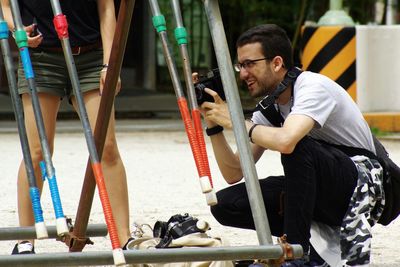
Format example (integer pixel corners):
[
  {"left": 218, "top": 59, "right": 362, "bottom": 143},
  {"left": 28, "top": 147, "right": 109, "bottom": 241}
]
[{"left": 234, "top": 57, "right": 271, "bottom": 72}]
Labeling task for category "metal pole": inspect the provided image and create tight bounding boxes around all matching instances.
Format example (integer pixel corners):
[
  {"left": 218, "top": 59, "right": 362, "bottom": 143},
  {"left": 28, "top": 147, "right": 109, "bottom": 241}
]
[
  {"left": 149, "top": 0, "right": 217, "bottom": 206},
  {"left": 170, "top": 0, "right": 217, "bottom": 205},
  {"left": 70, "top": 0, "right": 135, "bottom": 253},
  {"left": 48, "top": 0, "right": 124, "bottom": 265},
  {"left": 0, "top": 245, "right": 303, "bottom": 267},
  {"left": 0, "top": 224, "right": 108, "bottom": 241},
  {"left": 202, "top": 0, "right": 273, "bottom": 245}
]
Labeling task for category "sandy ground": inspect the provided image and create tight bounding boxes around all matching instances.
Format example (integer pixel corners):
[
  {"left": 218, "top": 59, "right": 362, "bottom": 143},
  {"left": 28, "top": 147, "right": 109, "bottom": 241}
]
[{"left": 0, "top": 120, "right": 398, "bottom": 266}]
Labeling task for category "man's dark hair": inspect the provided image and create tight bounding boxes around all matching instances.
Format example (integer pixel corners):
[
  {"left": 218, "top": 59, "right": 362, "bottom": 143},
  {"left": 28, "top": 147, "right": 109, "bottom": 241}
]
[{"left": 236, "top": 24, "right": 294, "bottom": 69}]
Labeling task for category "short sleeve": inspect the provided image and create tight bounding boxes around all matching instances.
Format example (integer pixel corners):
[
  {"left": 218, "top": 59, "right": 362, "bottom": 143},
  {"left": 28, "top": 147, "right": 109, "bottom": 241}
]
[{"left": 290, "top": 82, "right": 337, "bottom": 128}]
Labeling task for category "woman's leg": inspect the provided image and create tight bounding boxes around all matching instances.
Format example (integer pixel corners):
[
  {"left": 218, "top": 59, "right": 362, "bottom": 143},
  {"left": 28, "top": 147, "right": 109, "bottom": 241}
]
[
  {"left": 71, "top": 90, "right": 130, "bottom": 245},
  {"left": 17, "top": 93, "right": 60, "bottom": 243}
]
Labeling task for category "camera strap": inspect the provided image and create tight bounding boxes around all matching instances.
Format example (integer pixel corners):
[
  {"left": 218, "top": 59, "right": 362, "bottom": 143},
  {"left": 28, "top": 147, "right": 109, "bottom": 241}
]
[{"left": 254, "top": 67, "right": 303, "bottom": 127}]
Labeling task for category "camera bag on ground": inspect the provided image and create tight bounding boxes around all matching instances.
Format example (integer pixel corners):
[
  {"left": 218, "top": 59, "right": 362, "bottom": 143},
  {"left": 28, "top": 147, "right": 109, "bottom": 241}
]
[
  {"left": 255, "top": 67, "right": 400, "bottom": 225},
  {"left": 127, "top": 214, "right": 234, "bottom": 267}
]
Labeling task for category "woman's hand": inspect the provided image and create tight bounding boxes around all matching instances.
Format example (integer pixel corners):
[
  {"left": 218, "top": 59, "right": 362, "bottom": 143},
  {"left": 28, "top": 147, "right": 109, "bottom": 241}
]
[
  {"left": 99, "top": 68, "right": 121, "bottom": 96},
  {"left": 24, "top": 24, "right": 43, "bottom": 48}
]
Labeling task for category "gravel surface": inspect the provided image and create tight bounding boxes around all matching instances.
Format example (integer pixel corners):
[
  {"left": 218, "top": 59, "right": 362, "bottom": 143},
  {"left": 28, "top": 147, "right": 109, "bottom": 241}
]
[{"left": 0, "top": 127, "right": 398, "bottom": 266}]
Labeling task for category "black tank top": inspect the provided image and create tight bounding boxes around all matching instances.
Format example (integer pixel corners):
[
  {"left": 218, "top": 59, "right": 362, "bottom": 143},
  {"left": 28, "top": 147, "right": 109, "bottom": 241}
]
[{"left": 18, "top": 0, "right": 100, "bottom": 47}]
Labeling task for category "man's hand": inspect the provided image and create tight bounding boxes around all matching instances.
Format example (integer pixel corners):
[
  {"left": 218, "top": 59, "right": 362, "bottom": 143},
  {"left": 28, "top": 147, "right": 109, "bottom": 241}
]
[
  {"left": 201, "top": 88, "right": 232, "bottom": 129},
  {"left": 193, "top": 72, "right": 231, "bottom": 128}
]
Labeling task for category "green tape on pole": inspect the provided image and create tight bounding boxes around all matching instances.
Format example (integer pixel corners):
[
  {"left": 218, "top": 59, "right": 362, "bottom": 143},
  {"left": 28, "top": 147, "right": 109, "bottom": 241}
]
[
  {"left": 152, "top": 15, "right": 166, "bottom": 33},
  {"left": 174, "top": 27, "right": 187, "bottom": 45},
  {"left": 14, "top": 29, "right": 28, "bottom": 48}
]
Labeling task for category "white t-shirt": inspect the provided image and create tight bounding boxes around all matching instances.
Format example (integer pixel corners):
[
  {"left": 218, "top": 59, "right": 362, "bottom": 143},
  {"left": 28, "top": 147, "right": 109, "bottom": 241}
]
[{"left": 251, "top": 71, "right": 375, "bottom": 153}]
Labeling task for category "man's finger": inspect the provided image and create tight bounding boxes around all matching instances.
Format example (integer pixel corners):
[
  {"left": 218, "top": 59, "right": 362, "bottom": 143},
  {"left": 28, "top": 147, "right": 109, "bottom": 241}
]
[
  {"left": 192, "top": 72, "right": 199, "bottom": 83},
  {"left": 204, "top": 88, "right": 223, "bottom": 103}
]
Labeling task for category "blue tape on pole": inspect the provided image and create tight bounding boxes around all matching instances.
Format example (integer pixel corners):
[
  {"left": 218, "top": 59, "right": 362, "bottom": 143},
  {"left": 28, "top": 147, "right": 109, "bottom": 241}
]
[
  {"left": 39, "top": 161, "right": 47, "bottom": 181},
  {"left": 0, "top": 21, "right": 9, "bottom": 39},
  {"left": 48, "top": 175, "right": 64, "bottom": 219},
  {"left": 29, "top": 187, "right": 44, "bottom": 223},
  {"left": 20, "top": 48, "right": 35, "bottom": 79}
]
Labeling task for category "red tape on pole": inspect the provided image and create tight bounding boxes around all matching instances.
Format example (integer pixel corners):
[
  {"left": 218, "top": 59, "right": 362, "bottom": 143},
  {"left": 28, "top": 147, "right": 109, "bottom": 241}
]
[
  {"left": 192, "top": 109, "right": 213, "bottom": 187},
  {"left": 177, "top": 97, "right": 207, "bottom": 178},
  {"left": 91, "top": 163, "right": 120, "bottom": 249},
  {"left": 53, "top": 14, "right": 69, "bottom": 39}
]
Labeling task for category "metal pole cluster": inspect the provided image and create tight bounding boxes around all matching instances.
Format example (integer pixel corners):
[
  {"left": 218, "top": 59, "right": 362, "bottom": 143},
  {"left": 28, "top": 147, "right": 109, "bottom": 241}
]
[
  {"left": 69, "top": 0, "right": 136, "bottom": 253},
  {"left": 8, "top": 0, "right": 69, "bottom": 237},
  {"left": 47, "top": 0, "right": 124, "bottom": 265},
  {"left": 148, "top": 0, "right": 218, "bottom": 206},
  {"left": 170, "top": 0, "right": 218, "bottom": 205},
  {"left": 0, "top": 0, "right": 305, "bottom": 265}
]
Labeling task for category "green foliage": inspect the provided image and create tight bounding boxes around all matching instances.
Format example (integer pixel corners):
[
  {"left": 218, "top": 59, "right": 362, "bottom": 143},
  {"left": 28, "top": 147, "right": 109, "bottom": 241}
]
[
  {"left": 344, "top": 0, "right": 377, "bottom": 24},
  {"left": 371, "top": 127, "right": 389, "bottom": 137}
]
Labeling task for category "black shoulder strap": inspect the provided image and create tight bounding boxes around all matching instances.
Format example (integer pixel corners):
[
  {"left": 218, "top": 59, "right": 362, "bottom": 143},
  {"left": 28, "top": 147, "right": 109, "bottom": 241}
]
[{"left": 254, "top": 67, "right": 303, "bottom": 127}]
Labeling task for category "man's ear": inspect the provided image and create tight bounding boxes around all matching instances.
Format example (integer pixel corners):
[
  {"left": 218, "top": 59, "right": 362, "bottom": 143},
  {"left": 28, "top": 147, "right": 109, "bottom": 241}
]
[{"left": 271, "top": 56, "right": 284, "bottom": 72}]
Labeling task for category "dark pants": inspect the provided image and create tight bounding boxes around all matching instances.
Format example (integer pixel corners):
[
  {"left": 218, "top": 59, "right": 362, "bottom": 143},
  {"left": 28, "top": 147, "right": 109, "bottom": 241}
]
[{"left": 210, "top": 137, "right": 358, "bottom": 251}]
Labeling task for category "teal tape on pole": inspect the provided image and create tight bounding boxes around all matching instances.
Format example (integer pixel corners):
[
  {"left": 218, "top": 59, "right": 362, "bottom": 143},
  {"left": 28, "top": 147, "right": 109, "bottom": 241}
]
[
  {"left": 0, "top": 21, "right": 9, "bottom": 39},
  {"left": 152, "top": 15, "right": 166, "bottom": 33},
  {"left": 14, "top": 29, "right": 28, "bottom": 48},
  {"left": 174, "top": 27, "right": 187, "bottom": 45}
]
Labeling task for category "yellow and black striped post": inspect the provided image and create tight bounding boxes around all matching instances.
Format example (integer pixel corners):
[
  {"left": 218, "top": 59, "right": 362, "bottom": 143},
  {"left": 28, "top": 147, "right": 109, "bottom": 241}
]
[{"left": 301, "top": 26, "right": 356, "bottom": 100}]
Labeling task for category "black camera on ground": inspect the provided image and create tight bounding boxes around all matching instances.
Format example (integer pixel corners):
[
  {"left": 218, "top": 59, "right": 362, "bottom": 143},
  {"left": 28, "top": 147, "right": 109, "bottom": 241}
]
[
  {"left": 153, "top": 213, "right": 209, "bottom": 248},
  {"left": 194, "top": 68, "right": 226, "bottom": 105}
]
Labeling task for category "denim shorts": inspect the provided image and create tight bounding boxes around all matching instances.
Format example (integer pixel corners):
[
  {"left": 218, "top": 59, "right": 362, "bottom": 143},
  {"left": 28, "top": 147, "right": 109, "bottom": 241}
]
[{"left": 17, "top": 48, "right": 103, "bottom": 98}]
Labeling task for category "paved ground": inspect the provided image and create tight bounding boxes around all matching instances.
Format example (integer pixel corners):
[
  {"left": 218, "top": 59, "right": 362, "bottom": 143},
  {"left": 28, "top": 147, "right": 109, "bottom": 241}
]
[{"left": 0, "top": 119, "right": 398, "bottom": 266}]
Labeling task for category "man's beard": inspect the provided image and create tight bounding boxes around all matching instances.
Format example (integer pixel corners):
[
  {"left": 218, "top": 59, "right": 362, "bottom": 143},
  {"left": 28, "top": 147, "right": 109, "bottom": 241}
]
[{"left": 253, "top": 84, "right": 275, "bottom": 98}]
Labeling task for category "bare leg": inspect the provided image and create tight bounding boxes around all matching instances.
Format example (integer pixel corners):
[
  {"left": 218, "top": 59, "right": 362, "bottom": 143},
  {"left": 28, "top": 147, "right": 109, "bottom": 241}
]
[
  {"left": 17, "top": 93, "right": 61, "bottom": 243},
  {"left": 71, "top": 90, "right": 130, "bottom": 245}
]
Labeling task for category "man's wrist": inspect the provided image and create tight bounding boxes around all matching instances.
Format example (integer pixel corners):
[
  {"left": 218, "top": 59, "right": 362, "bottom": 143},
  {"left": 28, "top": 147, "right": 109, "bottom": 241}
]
[
  {"left": 248, "top": 123, "right": 259, "bottom": 143},
  {"left": 206, "top": 125, "right": 224, "bottom": 136}
]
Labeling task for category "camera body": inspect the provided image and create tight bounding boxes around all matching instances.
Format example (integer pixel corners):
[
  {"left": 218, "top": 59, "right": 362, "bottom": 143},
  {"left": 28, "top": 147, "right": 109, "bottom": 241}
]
[
  {"left": 153, "top": 213, "right": 208, "bottom": 248},
  {"left": 194, "top": 68, "right": 225, "bottom": 105}
]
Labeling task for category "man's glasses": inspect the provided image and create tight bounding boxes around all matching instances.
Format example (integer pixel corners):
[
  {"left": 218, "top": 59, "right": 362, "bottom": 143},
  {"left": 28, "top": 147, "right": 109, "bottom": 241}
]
[{"left": 234, "top": 57, "right": 271, "bottom": 72}]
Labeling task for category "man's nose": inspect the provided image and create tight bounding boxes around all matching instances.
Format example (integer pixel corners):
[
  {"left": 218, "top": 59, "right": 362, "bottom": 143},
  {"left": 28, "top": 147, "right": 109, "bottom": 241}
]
[{"left": 239, "top": 68, "right": 249, "bottom": 80}]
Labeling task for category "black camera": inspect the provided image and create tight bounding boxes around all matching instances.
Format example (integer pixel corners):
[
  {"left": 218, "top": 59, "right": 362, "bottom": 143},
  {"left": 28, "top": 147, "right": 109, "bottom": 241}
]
[
  {"left": 194, "top": 68, "right": 225, "bottom": 105},
  {"left": 153, "top": 213, "right": 208, "bottom": 248}
]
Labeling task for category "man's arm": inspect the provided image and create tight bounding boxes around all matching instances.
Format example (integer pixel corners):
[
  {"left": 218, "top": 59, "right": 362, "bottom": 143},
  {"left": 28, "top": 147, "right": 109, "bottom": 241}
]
[
  {"left": 246, "top": 114, "right": 315, "bottom": 154},
  {"left": 201, "top": 88, "right": 266, "bottom": 184},
  {"left": 202, "top": 88, "right": 315, "bottom": 183},
  {"left": 208, "top": 131, "right": 265, "bottom": 184}
]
